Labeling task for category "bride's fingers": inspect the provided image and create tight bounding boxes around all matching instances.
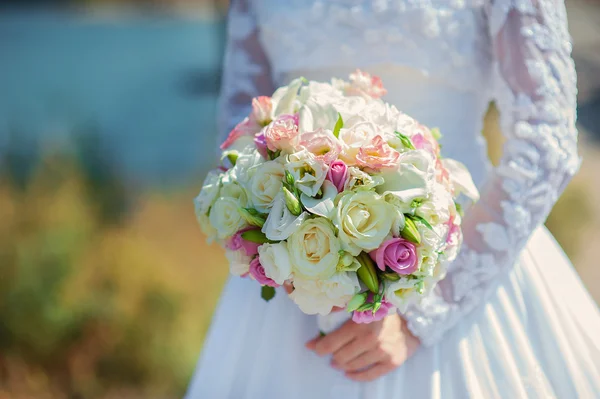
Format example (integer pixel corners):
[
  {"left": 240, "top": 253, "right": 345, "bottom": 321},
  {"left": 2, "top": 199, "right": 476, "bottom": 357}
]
[
  {"left": 345, "top": 362, "right": 395, "bottom": 382},
  {"left": 283, "top": 281, "right": 294, "bottom": 295},
  {"left": 310, "top": 320, "right": 357, "bottom": 356},
  {"left": 338, "top": 347, "right": 385, "bottom": 371},
  {"left": 331, "top": 337, "right": 376, "bottom": 368}
]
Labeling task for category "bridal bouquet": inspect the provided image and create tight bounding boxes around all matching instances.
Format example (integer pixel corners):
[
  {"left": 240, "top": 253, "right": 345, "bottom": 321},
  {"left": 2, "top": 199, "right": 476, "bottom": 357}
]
[{"left": 195, "top": 71, "right": 479, "bottom": 323}]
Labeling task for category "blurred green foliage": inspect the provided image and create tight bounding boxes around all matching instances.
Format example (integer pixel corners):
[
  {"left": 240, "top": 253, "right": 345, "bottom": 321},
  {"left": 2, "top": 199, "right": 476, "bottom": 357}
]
[{"left": 0, "top": 132, "right": 226, "bottom": 398}]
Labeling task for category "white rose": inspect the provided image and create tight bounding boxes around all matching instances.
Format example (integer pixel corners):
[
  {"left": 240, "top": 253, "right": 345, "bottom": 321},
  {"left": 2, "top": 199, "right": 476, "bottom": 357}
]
[
  {"left": 377, "top": 149, "right": 436, "bottom": 203},
  {"left": 246, "top": 160, "right": 285, "bottom": 213},
  {"left": 262, "top": 192, "right": 308, "bottom": 240},
  {"left": 209, "top": 197, "right": 246, "bottom": 239},
  {"left": 384, "top": 278, "right": 422, "bottom": 313},
  {"left": 290, "top": 273, "right": 360, "bottom": 315},
  {"left": 225, "top": 248, "right": 252, "bottom": 276},
  {"left": 257, "top": 242, "right": 293, "bottom": 285},
  {"left": 338, "top": 121, "right": 378, "bottom": 165},
  {"left": 288, "top": 217, "right": 340, "bottom": 280},
  {"left": 299, "top": 81, "right": 344, "bottom": 107},
  {"left": 344, "top": 166, "right": 385, "bottom": 191},
  {"left": 285, "top": 149, "right": 327, "bottom": 197},
  {"left": 334, "top": 191, "right": 394, "bottom": 256},
  {"left": 225, "top": 135, "right": 256, "bottom": 154},
  {"left": 194, "top": 170, "right": 221, "bottom": 216}
]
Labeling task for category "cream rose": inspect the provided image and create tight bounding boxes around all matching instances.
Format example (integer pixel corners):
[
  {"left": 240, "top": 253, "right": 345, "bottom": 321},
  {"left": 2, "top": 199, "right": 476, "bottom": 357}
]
[
  {"left": 219, "top": 181, "right": 250, "bottom": 208},
  {"left": 209, "top": 197, "right": 247, "bottom": 239},
  {"left": 289, "top": 273, "right": 360, "bottom": 315},
  {"left": 257, "top": 242, "right": 293, "bottom": 285},
  {"left": 288, "top": 217, "right": 340, "bottom": 280},
  {"left": 334, "top": 191, "right": 394, "bottom": 255},
  {"left": 246, "top": 160, "right": 285, "bottom": 213},
  {"left": 284, "top": 149, "right": 328, "bottom": 197}
]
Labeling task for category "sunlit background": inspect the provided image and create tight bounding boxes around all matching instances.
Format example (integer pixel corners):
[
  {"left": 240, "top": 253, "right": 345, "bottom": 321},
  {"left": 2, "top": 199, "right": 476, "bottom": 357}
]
[{"left": 1, "top": 1, "right": 599, "bottom": 397}]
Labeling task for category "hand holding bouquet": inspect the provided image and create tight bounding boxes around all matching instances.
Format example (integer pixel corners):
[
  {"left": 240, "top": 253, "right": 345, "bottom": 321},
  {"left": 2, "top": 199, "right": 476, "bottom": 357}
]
[{"left": 195, "top": 70, "right": 479, "bottom": 323}]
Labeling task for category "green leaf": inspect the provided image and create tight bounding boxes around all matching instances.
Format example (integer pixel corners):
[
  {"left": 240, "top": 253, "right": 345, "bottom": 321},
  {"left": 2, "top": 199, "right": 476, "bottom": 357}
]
[
  {"left": 332, "top": 113, "right": 344, "bottom": 138},
  {"left": 267, "top": 149, "right": 281, "bottom": 160},
  {"left": 319, "top": 330, "right": 326, "bottom": 337},
  {"left": 409, "top": 214, "right": 434, "bottom": 231},
  {"left": 261, "top": 285, "right": 276, "bottom": 302},
  {"left": 455, "top": 202, "right": 464, "bottom": 217},
  {"left": 225, "top": 151, "right": 238, "bottom": 166},
  {"left": 431, "top": 127, "right": 442, "bottom": 141},
  {"left": 381, "top": 272, "right": 400, "bottom": 281},
  {"left": 241, "top": 230, "right": 273, "bottom": 244},
  {"left": 394, "top": 131, "right": 415, "bottom": 150},
  {"left": 416, "top": 281, "right": 425, "bottom": 295}
]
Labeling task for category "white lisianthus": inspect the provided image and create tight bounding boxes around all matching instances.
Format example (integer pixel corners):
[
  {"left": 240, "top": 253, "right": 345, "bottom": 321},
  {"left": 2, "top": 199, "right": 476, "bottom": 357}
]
[
  {"left": 285, "top": 149, "right": 328, "bottom": 197},
  {"left": 197, "top": 213, "right": 218, "bottom": 243},
  {"left": 272, "top": 78, "right": 304, "bottom": 116},
  {"left": 219, "top": 181, "right": 250, "bottom": 208},
  {"left": 384, "top": 278, "right": 422, "bottom": 313},
  {"left": 344, "top": 166, "right": 385, "bottom": 191},
  {"left": 224, "top": 134, "right": 256, "bottom": 154},
  {"left": 334, "top": 191, "right": 394, "bottom": 256},
  {"left": 194, "top": 170, "right": 221, "bottom": 216},
  {"left": 229, "top": 147, "right": 264, "bottom": 182},
  {"left": 377, "top": 149, "right": 436, "bottom": 203},
  {"left": 288, "top": 217, "right": 340, "bottom": 280},
  {"left": 290, "top": 273, "right": 360, "bottom": 315},
  {"left": 338, "top": 121, "right": 378, "bottom": 165},
  {"left": 441, "top": 158, "right": 480, "bottom": 201},
  {"left": 246, "top": 160, "right": 285, "bottom": 213},
  {"left": 257, "top": 242, "right": 292, "bottom": 285},
  {"left": 209, "top": 197, "right": 247, "bottom": 239},
  {"left": 298, "top": 99, "right": 340, "bottom": 133},
  {"left": 415, "top": 182, "right": 453, "bottom": 226},
  {"left": 262, "top": 192, "right": 307, "bottom": 240},
  {"left": 225, "top": 248, "right": 252, "bottom": 276}
]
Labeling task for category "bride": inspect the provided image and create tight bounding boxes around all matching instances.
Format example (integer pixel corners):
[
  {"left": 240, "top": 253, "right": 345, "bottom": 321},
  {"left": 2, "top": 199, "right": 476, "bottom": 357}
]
[{"left": 186, "top": 1, "right": 600, "bottom": 398}]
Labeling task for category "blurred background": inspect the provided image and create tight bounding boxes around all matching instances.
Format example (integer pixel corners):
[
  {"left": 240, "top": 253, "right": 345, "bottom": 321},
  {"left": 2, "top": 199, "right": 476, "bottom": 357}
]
[{"left": 1, "top": 0, "right": 599, "bottom": 397}]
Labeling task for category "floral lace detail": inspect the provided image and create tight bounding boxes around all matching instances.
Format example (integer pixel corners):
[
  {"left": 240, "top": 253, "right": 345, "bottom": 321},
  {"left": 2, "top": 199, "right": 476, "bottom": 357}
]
[
  {"left": 252, "top": 0, "right": 491, "bottom": 91},
  {"left": 404, "top": 0, "right": 580, "bottom": 346}
]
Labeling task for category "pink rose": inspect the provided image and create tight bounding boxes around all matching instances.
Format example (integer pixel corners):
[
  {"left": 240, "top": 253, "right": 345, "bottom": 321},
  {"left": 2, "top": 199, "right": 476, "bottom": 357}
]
[
  {"left": 226, "top": 227, "right": 260, "bottom": 257},
  {"left": 250, "top": 96, "right": 272, "bottom": 126},
  {"left": 369, "top": 238, "right": 418, "bottom": 275},
  {"left": 345, "top": 69, "right": 387, "bottom": 99},
  {"left": 352, "top": 295, "right": 394, "bottom": 324},
  {"left": 249, "top": 257, "right": 279, "bottom": 287},
  {"left": 356, "top": 135, "right": 400, "bottom": 170},
  {"left": 254, "top": 132, "right": 269, "bottom": 159},
  {"left": 220, "top": 117, "right": 261, "bottom": 150},
  {"left": 300, "top": 128, "right": 342, "bottom": 164},
  {"left": 326, "top": 160, "right": 348, "bottom": 192},
  {"left": 263, "top": 114, "right": 300, "bottom": 153}
]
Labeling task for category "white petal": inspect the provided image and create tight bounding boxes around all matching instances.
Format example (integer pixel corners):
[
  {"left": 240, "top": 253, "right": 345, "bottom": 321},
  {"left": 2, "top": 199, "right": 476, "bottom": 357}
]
[{"left": 300, "top": 181, "right": 337, "bottom": 217}]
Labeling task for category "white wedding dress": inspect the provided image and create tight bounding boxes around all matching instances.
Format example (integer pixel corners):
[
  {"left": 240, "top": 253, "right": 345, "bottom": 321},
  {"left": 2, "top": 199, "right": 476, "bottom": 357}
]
[{"left": 186, "top": 1, "right": 600, "bottom": 398}]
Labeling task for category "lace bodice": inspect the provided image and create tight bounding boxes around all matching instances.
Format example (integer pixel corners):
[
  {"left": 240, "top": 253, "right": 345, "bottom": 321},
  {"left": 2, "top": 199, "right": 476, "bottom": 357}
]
[{"left": 217, "top": 0, "right": 580, "bottom": 346}]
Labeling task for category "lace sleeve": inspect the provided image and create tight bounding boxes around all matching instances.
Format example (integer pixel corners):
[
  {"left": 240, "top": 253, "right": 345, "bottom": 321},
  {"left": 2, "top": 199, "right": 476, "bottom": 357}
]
[
  {"left": 403, "top": 0, "right": 580, "bottom": 346},
  {"left": 216, "top": 0, "right": 274, "bottom": 147}
]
